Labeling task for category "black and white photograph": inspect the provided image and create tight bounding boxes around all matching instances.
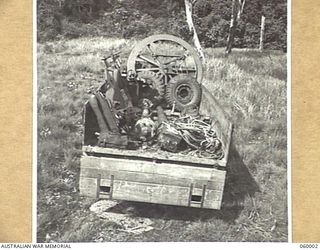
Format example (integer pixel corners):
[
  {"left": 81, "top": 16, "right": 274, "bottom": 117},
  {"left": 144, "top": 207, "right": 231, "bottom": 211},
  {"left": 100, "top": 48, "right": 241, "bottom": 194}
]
[{"left": 37, "top": 0, "right": 288, "bottom": 242}]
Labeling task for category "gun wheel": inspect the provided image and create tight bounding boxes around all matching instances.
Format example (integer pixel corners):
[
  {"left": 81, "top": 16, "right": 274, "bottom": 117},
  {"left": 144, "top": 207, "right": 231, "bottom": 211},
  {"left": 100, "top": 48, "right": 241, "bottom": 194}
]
[{"left": 127, "top": 34, "right": 203, "bottom": 84}]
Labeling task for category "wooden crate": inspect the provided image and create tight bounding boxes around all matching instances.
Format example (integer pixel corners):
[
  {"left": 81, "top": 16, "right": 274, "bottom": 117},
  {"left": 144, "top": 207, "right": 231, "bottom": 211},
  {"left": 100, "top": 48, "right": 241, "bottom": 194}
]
[
  {"left": 80, "top": 150, "right": 226, "bottom": 209},
  {"left": 80, "top": 86, "right": 232, "bottom": 210}
]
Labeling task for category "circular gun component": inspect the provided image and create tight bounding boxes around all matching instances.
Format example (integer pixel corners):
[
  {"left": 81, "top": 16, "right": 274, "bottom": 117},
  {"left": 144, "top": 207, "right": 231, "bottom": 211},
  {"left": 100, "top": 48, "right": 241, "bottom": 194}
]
[
  {"left": 137, "top": 71, "right": 165, "bottom": 103},
  {"left": 127, "top": 34, "right": 203, "bottom": 83},
  {"left": 165, "top": 76, "right": 202, "bottom": 111}
]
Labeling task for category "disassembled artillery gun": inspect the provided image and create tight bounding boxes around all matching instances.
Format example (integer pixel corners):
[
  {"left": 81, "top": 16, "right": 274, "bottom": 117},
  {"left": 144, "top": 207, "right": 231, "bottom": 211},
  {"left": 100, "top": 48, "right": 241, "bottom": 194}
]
[{"left": 80, "top": 34, "right": 233, "bottom": 210}]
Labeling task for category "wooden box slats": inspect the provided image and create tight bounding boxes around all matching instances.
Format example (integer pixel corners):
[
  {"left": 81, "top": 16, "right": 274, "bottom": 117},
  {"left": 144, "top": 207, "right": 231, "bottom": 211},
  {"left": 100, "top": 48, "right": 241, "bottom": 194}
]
[
  {"left": 83, "top": 145, "right": 227, "bottom": 167},
  {"left": 80, "top": 155, "right": 226, "bottom": 209},
  {"left": 81, "top": 156, "right": 225, "bottom": 182},
  {"left": 199, "top": 88, "right": 233, "bottom": 165}
]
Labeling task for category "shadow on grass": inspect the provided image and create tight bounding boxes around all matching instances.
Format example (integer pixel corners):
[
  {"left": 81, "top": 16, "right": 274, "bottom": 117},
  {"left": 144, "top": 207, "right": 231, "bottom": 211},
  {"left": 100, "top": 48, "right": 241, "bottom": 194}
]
[{"left": 106, "top": 143, "right": 260, "bottom": 223}]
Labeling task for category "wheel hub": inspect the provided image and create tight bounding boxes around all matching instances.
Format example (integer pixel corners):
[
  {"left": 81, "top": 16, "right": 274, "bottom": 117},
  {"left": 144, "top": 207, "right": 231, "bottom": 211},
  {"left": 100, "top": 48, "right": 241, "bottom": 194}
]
[{"left": 176, "top": 84, "right": 193, "bottom": 104}]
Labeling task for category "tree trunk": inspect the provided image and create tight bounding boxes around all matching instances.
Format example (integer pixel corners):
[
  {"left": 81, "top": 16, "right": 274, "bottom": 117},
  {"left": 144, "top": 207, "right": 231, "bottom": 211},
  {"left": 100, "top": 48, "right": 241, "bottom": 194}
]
[
  {"left": 238, "top": 0, "right": 245, "bottom": 19},
  {"left": 226, "top": 0, "right": 238, "bottom": 54},
  {"left": 259, "top": 15, "right": 266, "bottom": 51},
  {"left": 184, "top": 0, "right": 205, "bottom": 63}
]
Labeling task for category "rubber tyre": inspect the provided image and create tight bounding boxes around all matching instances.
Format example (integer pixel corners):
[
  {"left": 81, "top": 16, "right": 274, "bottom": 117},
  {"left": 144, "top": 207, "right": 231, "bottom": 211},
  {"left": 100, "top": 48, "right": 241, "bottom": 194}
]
[{"left": 165, "top": 76, "right": 202, "bottom": 111}]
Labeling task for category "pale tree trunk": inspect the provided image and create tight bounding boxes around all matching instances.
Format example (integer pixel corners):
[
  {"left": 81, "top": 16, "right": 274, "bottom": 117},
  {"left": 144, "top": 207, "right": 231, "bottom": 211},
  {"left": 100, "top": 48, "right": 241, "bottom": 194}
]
[
  {"left": 57, "top": 0, "right": 62, "bottom": 8},
  {"left": 184, "top": 0, "right": 205, "bottom": 63},
  {"left": 259, "top": 15, "right": 266, "bottom": 51},
  {"left": 238, "top": 0, "right": 245, "bottom": 19},
  {"left": 226, "top": 0, "right": 245, "bottom": 54},
  {"left": 226, "top": 0, "right": 238, "bottom": 54}
]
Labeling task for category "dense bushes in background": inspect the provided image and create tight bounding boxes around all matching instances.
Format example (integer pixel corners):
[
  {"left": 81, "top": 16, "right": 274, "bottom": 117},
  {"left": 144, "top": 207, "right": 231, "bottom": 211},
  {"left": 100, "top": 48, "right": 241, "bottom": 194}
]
[{"left": 37, "top": 0, "right": 287, "bottom": 50}]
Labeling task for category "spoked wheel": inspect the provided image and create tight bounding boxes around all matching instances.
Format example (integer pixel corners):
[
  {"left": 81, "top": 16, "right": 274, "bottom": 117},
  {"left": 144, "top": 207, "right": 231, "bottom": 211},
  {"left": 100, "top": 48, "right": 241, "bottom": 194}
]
[{"left": 126, "top": 34, "right": 203, "bottom": 84}]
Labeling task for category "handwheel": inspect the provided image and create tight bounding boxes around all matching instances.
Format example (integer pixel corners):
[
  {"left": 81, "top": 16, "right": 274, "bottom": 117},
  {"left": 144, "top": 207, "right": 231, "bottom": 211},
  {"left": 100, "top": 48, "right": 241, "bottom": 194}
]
[
  {"left": 136, "top": 71, "right": 165, "bottom": 104},
  {"left": 126, "top": 34, "right": 203, "bottom": 84}
]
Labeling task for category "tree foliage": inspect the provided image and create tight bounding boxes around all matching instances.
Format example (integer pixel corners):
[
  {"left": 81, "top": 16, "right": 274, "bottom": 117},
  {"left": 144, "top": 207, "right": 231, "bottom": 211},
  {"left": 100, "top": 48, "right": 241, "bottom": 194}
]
[{"left": 37, "top": 0, "right": 287, "bottom": 50}]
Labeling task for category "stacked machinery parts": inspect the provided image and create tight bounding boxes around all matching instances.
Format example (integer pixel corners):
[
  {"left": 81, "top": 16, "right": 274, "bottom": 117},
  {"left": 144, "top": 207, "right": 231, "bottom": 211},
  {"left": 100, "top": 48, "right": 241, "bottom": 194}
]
[{"left": 85, "top": 34, "right": 224, "bottom": 159}]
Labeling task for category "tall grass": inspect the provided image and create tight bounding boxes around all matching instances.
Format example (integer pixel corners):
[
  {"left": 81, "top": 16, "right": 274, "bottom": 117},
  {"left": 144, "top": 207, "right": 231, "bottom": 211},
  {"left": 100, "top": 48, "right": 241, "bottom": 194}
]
[{"left": 37, "top": 37, "right": 287, "bottom": 242}]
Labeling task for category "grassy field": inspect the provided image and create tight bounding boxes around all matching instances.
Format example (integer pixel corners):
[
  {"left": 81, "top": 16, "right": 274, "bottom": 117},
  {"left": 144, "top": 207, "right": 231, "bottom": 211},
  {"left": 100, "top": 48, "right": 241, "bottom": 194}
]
[{"left": 37, "top": 37, "right": 287, "bottom": 242}]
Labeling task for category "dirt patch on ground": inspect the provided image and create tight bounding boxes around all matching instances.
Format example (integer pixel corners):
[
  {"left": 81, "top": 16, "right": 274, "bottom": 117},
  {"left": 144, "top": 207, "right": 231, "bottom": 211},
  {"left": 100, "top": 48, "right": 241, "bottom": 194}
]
[{"left": 90, "top": 200, "right": 154, "bottom": 235}]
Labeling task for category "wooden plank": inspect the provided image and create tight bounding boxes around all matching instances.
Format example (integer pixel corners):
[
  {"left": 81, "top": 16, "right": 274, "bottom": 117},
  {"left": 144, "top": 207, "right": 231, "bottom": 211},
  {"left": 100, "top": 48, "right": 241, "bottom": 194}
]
[
  {"left": 203, "top": 189, "right": 224, "bottom": 209},
  {"left": 79, "top": 177, "right": 97, "bottom": 197},
  {"left": 200, "top": 87, "right": 232, "bottom": 135},
  {"left": 188, "top": 183, "right": 193, "bottom": 206},
  {"left": 199, "top": 87, "right": 233, "bottom": 164},
  {"left": 99, "top": 193, "right": 110, "bottom": 199},
  {"left": 80, "top": 167, "right": 225, "bottom": 190},
  {"left": 100, "top": 179, "right": 111, "bottom": 187},
  {"left": 201, "top": 184, "right": 207, "bottom": 208},
  {"left": 190, "top": 202, "right": 202, "bottom": 208},
  {"left": 83, "top": 145, "right": 227, "bottom": 167},
  {"left": 112, "top": 180, "right": 190, "bottom": 206},
  {"left": 80, "top": 156, "right": 226, "bottom": 182},
  {"left": 79, "top": 177, "right": 112, "bottom": 198},
  {"left": 109, "top": 175, "right": 114, "bottom": 199},
  {"left": 223, "top": 123, "right": 233, "bottom": 165},
  {"left": 96, "top": 174, "right": 101, "bottom": 198},
  {"left": 202, "top": 200, "right": 222, "bottom": 210},
  {"left": 80, "top": 177, "right": 224, "bottom": 209},
  {"left": 192, "top": 187, "right": 204, "bottom": 196}
]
